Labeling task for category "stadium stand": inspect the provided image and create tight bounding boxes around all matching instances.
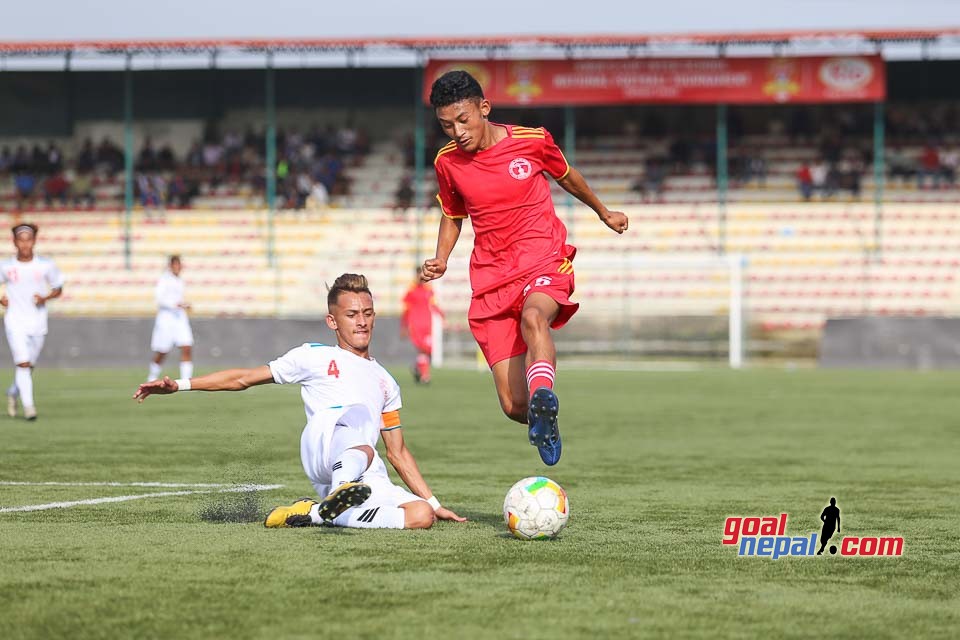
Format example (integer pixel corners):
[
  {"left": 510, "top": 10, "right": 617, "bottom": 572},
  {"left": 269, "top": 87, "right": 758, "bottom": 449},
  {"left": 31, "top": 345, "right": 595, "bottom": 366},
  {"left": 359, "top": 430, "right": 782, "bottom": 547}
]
[{"left": 2, "top": 203, "right": 957, "bottom": 346}]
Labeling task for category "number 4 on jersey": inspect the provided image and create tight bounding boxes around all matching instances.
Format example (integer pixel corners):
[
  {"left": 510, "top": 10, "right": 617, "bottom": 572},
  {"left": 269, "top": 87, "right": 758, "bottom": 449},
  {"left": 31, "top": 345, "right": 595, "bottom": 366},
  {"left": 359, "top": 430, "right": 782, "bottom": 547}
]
[{"left": 327, "top": 360, "right": 340, "bottom": 378}]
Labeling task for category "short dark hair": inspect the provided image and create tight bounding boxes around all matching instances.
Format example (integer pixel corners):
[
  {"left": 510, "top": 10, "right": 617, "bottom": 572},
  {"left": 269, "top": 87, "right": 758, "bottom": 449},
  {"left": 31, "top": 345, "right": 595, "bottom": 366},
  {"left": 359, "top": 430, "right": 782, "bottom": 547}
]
[
  {"left": 169, "top": 254, "right": 181, "bottom": 265},
  {"left": 429, "top": 71, "right": 484, "bottom": 109},
  {"left": 327, "top": 273, "right": 372, "bottom": 309},
  {"left": 11, "top": 223, "right": 38, "bottom": 237}
]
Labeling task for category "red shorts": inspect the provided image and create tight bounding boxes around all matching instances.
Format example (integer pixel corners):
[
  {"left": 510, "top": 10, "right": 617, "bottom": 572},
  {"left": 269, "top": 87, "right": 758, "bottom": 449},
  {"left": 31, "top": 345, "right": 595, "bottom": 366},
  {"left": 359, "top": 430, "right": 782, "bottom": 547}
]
[
  {"left": 468, "top": 257, "right": 579, "bottom": 367},
  {"left": 408, "top": 330, "right": 432, "bottom": 355}
]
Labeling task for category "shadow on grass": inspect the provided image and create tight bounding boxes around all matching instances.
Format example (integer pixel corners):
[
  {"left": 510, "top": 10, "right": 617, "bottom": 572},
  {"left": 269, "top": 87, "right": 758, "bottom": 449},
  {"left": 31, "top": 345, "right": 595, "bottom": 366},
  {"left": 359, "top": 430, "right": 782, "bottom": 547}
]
[{"left": 457, "top": 510, "right": 503, "bottom": 530}]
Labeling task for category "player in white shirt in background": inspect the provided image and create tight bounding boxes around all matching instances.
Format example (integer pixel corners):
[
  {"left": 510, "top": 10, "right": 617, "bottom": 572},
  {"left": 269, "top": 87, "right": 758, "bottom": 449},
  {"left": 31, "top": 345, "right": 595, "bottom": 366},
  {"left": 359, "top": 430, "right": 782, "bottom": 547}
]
[
  {"left": 133, "top": 273, "right": 466, "bottom": 530},
  {"left": 0, "top": 223, "right": 64, "bottom": 421},
  {"left": 147, "top": 255, "right": 193, "bottom": 382}
]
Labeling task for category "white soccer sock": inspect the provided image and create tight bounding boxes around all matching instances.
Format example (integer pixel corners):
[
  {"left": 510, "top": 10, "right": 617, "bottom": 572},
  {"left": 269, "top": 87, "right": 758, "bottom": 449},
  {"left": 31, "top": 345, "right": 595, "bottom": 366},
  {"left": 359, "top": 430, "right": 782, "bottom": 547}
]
[
  {"left": 15, "top": 368, "right": 34, "bottom": 408},
  {"left": 330, "top": 448, "right": 369, "bottom": 487},
  {"left": 148, "top": 362, "right": 162, "bottom": 381},
  {"left": 332, "top": 505, "right": 405, "bottom": 529},
  {"left": 179, "top": 361, "right": 193, "bottom": 380},
  {"left": 7, "top": 380, "right": 18, "bottom": 397}
]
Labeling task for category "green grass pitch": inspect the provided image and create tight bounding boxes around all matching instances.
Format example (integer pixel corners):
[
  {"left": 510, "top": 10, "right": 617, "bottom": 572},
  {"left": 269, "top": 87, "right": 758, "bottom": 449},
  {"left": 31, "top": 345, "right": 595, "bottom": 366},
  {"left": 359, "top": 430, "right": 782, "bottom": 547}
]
[{"left": 1, "top": 367, "right": 958, "bottom": 639}]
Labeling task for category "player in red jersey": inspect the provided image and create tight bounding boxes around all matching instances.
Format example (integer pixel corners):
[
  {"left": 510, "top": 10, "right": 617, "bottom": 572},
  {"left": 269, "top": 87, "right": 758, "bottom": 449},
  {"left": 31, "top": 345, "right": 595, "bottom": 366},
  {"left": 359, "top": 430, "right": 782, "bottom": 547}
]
[
  {"left": 421, "top": 70, "right": 628, "bottom": 465},
  {"left": 401, "top": 267, "right": 442, "bottom": 384}
]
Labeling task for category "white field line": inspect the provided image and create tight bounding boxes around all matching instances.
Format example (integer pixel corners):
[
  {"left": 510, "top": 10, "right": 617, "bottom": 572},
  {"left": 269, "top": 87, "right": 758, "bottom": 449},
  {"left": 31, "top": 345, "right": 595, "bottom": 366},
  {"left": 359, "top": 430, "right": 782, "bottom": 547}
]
[
  {"left": 0, "top": 481, "right": 240, "bottom": 488},
  {"left": 0, "top": 483, "right": 285, "bottom": 514}
]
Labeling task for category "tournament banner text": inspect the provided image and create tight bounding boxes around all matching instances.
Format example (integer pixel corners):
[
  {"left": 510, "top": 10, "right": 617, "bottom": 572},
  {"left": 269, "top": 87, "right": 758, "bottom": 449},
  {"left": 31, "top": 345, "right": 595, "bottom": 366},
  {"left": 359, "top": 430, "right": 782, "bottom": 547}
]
[{"left": 424, "top": 56, "right": 885, "bottom": 105}]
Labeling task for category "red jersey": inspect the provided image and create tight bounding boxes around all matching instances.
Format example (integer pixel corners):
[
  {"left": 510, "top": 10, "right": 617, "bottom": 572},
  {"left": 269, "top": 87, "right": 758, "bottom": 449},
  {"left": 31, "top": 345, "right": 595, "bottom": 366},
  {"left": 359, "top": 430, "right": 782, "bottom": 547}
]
[
  {"left": 434, "top": 124, "right": 573, "bottom": 296},
  {"left": 401, "top": 283, "right": 440, "bottom": 337}
]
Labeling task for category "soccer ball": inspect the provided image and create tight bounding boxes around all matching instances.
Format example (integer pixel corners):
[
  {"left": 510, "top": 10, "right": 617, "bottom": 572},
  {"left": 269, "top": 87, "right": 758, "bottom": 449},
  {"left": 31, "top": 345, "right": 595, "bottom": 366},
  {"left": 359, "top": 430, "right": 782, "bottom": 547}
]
[{"left": 503, "top": 476, "right": 570, "bottom": 540}]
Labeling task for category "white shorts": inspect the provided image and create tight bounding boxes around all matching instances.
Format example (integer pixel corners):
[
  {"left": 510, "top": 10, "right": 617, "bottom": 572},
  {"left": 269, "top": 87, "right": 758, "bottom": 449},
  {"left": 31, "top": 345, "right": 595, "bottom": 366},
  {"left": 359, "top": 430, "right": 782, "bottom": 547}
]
[
  {"left": 151, "top": 313, "right": 194, "bottom": 353},
  {"left": 299, "top": 405, "right": 421, "bottom": 508},
  {"left": 5, "top": 330, "right": 45, "bottom": 366}
]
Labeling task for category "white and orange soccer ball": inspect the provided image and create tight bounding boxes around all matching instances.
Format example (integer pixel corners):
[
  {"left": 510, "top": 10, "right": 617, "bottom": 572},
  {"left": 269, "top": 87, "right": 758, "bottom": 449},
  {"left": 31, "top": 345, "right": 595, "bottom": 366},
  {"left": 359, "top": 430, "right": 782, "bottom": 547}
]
[{"left": 503, "top": 476, "right": 570, "bottom": 540}]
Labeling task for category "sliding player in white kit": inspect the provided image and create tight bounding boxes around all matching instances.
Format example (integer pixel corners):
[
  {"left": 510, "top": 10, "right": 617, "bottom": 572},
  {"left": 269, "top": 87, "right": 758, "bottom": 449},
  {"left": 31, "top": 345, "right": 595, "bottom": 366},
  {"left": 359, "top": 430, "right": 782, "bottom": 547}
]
[
  {"left": 133, "top": 273, "right": 465, "bottom": 530},
  {"left": 1, "top": 223, "right": 64, "bottom": 421},
  {"left": 147, "top": 255, "right": 193, "bottom": 382}
]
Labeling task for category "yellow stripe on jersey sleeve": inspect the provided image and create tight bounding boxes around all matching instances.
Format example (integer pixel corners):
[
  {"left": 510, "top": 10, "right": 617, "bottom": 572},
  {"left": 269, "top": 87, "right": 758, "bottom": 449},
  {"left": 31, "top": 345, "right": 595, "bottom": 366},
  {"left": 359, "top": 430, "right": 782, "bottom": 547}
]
[
  {"left": 436, "top": 194, "right": 468, "bottom": 219},
  {"left": 433, "top": 142, "right": 457, "bottom": 165},
  {"left": 549, "top": 146, "right": 571, "bottom": 180},
  {"left": 512, "top": 126, "right": 546, "bottom": 139}
]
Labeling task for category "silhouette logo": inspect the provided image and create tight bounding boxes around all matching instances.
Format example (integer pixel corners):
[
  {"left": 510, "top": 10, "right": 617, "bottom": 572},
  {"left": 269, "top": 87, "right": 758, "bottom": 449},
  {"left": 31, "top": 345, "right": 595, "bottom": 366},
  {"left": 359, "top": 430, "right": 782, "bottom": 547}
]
[{"left": 723, "top": 497, "right": 904, "bottom": 559}]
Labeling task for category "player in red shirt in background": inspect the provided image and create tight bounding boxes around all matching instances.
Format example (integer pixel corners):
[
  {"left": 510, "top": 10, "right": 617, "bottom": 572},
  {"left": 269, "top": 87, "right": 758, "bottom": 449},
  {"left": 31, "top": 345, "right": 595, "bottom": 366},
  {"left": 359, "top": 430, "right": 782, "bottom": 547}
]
[
  {"left": 421, "top": 71, "right": 628, "bottom": 465},
  {"left": 401, "top": 267, "right": 442, "bottom": 384}
]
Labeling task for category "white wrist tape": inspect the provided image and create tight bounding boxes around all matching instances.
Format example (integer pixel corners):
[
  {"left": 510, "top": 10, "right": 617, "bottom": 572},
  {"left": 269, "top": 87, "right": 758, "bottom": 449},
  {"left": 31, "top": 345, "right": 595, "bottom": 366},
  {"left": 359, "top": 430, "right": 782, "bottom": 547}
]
[
  {"left": 174, "top": 378, "right": 191, "bottom": 391},
  {"left": 426, "top": 496, "right": 441, "bottom": 511}
]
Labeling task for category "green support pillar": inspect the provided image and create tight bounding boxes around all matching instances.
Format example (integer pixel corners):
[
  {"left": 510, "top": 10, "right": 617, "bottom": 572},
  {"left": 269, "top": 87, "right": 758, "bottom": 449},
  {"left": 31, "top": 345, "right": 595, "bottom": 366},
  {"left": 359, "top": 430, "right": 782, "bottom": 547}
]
[
  {"left": 716, "top": 103, "right": 728, "bottom": 255},
  {"left": 123, "top": 53, "right": 134, "bottom": 271},
  {"left": 873, "top": 101, "right": 885, "bottom": 259},
  {"left": 414, "top": 56, "right": 426, "bottom": 267},
  {"left": 265, "top": 53, "right": 276, "bottom": 267},
  {"left": 564, "top": 106, "right": 576, "bottom": 243}
]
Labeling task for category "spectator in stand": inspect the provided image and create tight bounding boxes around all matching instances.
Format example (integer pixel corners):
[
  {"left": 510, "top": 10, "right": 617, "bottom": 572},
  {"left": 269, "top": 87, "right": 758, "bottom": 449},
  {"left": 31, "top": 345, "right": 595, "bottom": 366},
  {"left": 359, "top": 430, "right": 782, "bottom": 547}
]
[
  {"left": 43, "top": 172, "right": 70, "bottom": 206},
  {"left": 137, "top": 173, "right": 161, "bottom": 209},
  {"left": 836, "top": 157, "right": 862, "bottom": 200},
  {"left": 202, "top": 139, "right": 224, "bottom": 169},
  {"left": 96, "top": 137, "right": 123, "bottom": 174},
  {"left": 74, "top": 138, "right": 97, "bottom": 171},
  {"left": 307, "top": 180, "right": 330, "bottom": 210},
  {"left": 887, "top": 146, "right": 914, "bottom": 183},
  {"left": 166, "top": 174, "right": 195, "bottom": 208},
  {"left": 810, "top": 159, "right": 830, "bottom": 199},
  {"left": 394, "top": 175, "right": 414, "bottom": 212},
  {"left": 646, "top": 158, "right": 667, "bottom": 201},
  {"left": 72, "top": 170, "right": 95, "bottom": 208},
  {"left": 11, "top": 146, "right": 30, "bottom": 174},
  {"left": 629, "top": 163, "right": 648, "bottom": 202},
  {"left": 30, "top": 145, "right": 46, "bottom": 173},
  {"left": 45, "top": 143, "right": 63, "bottom": 174},
  {"left": 14, "top": 173, "right": 36, "bottom": 209},
  {"left": 223, "top": 130, "right": 242, "bottom": 155},
  {"left": 336, "top": 124, "right": 358, "bottom": 158},
  {"left": 629, "top": 157, "right": 667, "bottom": 203},
  {"left": 296, "top": 172, "right": 313, "bottom": 209},
  {"left": 138, "top": 137, "right": 159, "bottom": 172},
  {"left": 153, "top": 174, "right": 168, "bottom": 206},
  {"left": 0, "top": 147, "right": 11, "bottom": 174},
  {"left": 918, "top": 143, "right": 941, "bottom": 189},
  {"left": 796, "top": 161, "right": 814, "bottom": 201},
  {"left": 76, "top": 138, "right": 96, "bottom": 173},
  {"left": 746, "top": 149, "right": 768, "bottom": 187},
  {"left": 158, "top": 144, "right": 176, "bottom": 172},
  {"left": 940, "top": 147, "right": 958, "bottom": 187},
  {"left": 186, "top": 141, "right": 204, "bottom": 167},
  {"left": 354, "top": 128, "right": 370, "bottom": 156},
  {"left": 733, "top": 147, "right": 766, "bottom": 188}
]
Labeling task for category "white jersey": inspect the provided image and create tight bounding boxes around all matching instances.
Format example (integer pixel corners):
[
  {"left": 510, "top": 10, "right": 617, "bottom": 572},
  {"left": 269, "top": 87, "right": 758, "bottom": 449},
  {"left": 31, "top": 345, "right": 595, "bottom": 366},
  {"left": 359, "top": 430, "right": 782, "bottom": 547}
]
[
  {"left": 0, "top": 256, "right": 64, "bottom": 336},
  {"left": 269, "top": 343, "right": 402, "bottom": 423},
  {"left": 155, "top": 271, "right": 187, "bottom": 321}
]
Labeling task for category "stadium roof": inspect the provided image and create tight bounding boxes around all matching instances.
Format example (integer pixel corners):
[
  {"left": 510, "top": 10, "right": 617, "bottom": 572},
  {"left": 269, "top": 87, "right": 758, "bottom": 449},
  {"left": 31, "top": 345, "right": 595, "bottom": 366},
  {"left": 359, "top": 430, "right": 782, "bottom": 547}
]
[
  {"left": 2, "top": 28, "right": 959, "bottom": 53},
  {"left": 2, "top": 28, "right": 959, "bottom": 70}
]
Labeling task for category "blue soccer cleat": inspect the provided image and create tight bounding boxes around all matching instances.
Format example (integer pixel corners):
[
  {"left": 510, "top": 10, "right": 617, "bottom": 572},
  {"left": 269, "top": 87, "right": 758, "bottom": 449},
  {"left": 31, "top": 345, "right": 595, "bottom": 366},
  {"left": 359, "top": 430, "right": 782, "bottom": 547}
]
[{"left": 528, "top": 387, "right": 562, "bottom": 465}]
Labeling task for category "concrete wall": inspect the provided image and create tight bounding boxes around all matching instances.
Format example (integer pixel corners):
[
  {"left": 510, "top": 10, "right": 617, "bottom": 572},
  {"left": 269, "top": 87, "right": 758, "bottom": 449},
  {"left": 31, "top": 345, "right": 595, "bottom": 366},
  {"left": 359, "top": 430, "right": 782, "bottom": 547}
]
[
  {"left": 820, "top": 317, "right": 960, "bottom": 369},
  {"left": 2, "top": 317, "right": 418, "bottom": 369}
]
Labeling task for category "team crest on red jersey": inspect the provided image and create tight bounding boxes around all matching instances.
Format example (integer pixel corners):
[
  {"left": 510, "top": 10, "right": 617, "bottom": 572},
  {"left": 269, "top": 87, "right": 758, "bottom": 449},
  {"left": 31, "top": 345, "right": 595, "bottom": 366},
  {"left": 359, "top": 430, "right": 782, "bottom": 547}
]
[{"left": 508, "top": 158, "right": 533, "bottom": 180}]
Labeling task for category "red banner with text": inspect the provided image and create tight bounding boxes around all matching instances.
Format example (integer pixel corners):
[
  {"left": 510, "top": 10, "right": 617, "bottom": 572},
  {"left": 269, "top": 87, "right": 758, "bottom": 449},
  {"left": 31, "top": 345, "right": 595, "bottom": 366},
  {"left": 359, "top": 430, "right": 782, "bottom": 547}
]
[{"left": 424, "top": 56, "right": 885, "bottom": 105}]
